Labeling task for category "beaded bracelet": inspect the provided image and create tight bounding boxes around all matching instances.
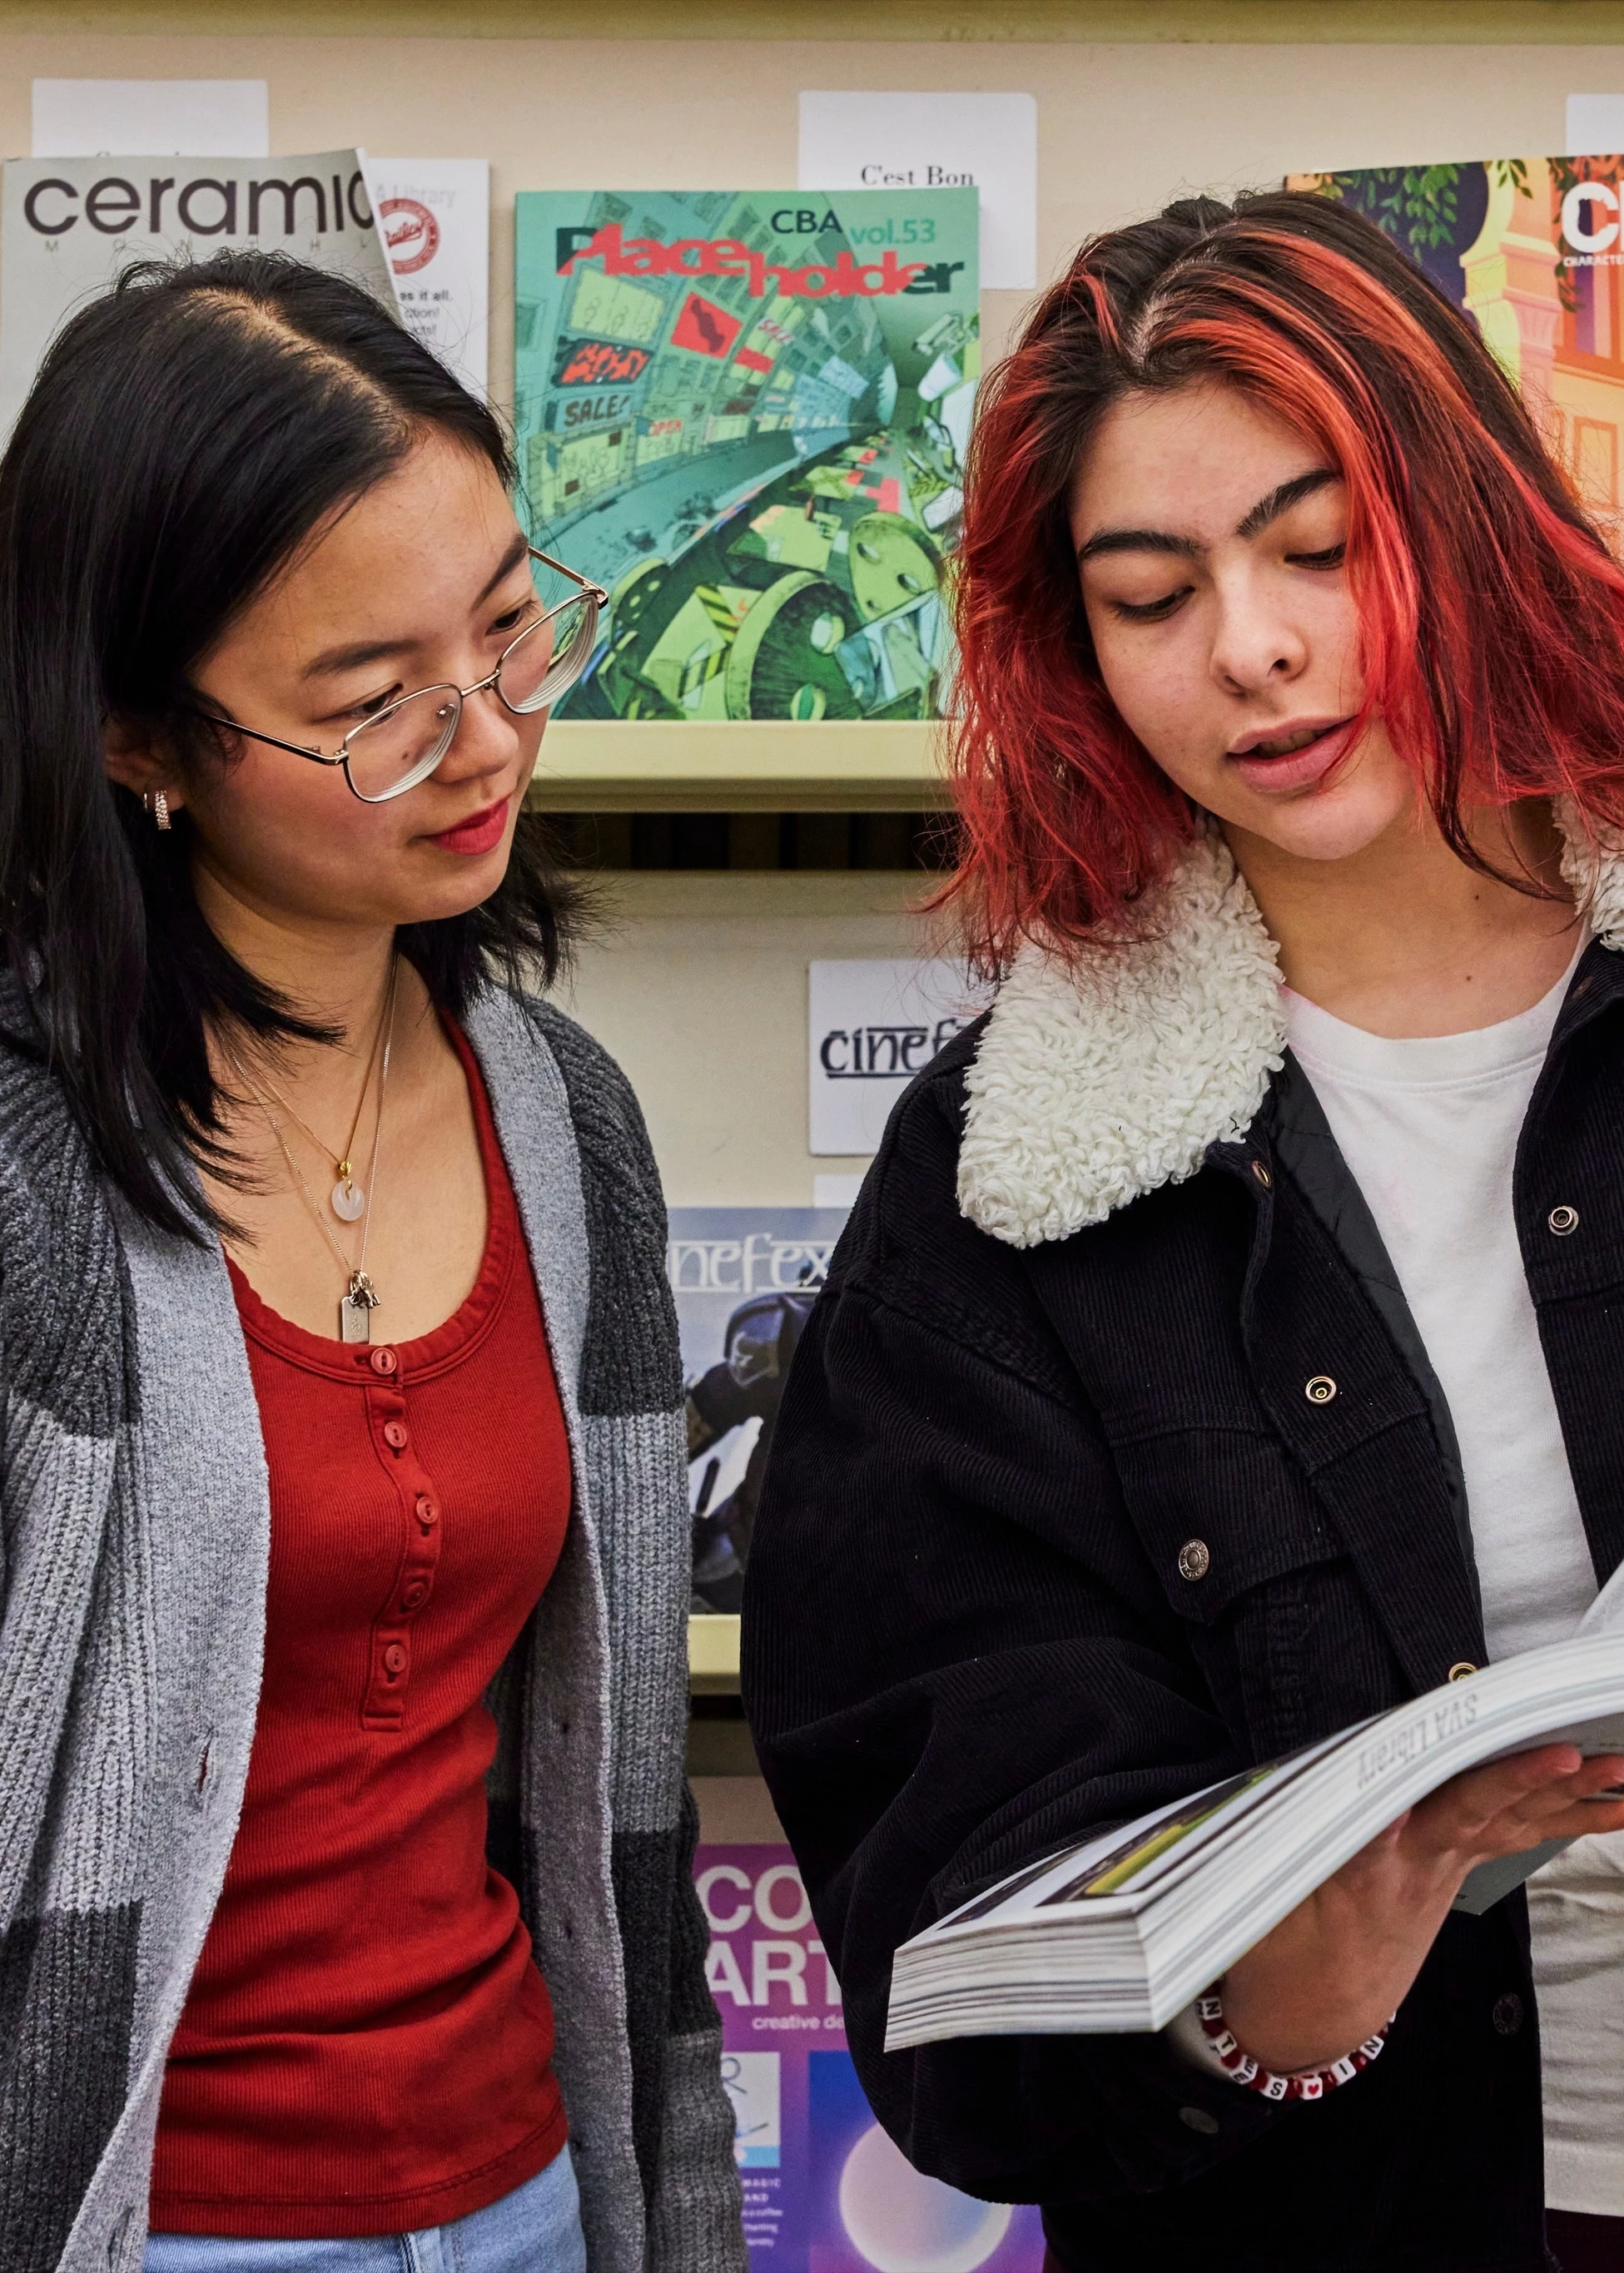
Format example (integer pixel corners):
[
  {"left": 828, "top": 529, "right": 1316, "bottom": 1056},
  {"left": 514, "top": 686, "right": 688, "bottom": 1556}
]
[{"left": 1194, "top": 1990, "right": 1393, "bottom": 2103}]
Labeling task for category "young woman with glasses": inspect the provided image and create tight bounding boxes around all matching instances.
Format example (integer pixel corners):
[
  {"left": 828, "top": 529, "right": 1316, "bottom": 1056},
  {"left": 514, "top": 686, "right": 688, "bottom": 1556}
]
[
  {"left": 0, "top": 251, "right": 742, "bottom": 2273},
  {"left": 743, "top": 191, "right": 1624, "bottom": 2273}
]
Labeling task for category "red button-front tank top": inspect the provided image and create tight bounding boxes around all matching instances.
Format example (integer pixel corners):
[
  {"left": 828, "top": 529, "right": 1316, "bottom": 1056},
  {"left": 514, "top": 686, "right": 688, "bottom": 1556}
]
[{"left": 150, "top": 1024, "right": 573, "bottom": 2237}]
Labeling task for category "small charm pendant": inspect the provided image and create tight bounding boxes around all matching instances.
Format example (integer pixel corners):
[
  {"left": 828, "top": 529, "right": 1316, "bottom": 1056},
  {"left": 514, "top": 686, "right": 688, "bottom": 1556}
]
[
  {"left": 340, "top": 1268, "right": 379, "bottom": 1344},
  {"left": 330, "top": 1177, "right": 366, "bottom": 1223}
]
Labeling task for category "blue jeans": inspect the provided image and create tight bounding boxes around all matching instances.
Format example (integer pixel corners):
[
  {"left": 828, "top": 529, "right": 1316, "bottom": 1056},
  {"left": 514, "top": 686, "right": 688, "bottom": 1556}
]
[{"left": 142, "top": 2147, "right": 587, "bottom": 2273}]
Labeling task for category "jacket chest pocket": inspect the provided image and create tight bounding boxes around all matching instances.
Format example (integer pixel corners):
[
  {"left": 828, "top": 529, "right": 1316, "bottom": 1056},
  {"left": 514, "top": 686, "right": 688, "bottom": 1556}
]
[{"left": 1111, "top": 1427, "right": 1382, "bottom": 1759}]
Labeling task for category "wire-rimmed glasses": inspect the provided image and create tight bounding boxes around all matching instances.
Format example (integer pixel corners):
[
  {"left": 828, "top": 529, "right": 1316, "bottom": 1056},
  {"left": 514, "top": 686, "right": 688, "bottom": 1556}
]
[{"left": 190, "top": 545, "right": 608, "bottom": 804}]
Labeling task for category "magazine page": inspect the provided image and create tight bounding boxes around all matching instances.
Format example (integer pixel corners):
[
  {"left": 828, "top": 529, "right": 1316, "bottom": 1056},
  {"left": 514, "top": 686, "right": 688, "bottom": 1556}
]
[
  {"left": 1453, "top": 1566, "right": 1624, "bottom": 1909},
  {"left": 698, "top": 1837, "right": 1045, "bottom": 2270},
  {"left": 668, "top": 1207, "right": 847, "bottom": 1613},
  {"left": 926, "top": 1730, "right": 1358, "bottom": 1940},
  {"left": 1035, "top": 1733, "right": 1358, "bottom": 1908},
  {"left": 888, "top": 1637, "right": 1624, "bottom": 2049},
  {"left": 0, "top": 150, "right": 394, "bottom": 433},
  {"left": 931, "top": 1572, "right": 1624, "bottom": 1931},
  {"left": 1284, "top": 156, "right": 1624, "bottom": 547},
  {"left": 512, "top": 186, "right": 977, "bottom": 724}
]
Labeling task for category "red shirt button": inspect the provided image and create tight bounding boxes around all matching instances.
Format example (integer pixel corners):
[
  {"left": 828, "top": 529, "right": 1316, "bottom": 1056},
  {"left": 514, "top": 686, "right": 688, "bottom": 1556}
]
[
  {"left": 370, "top": 1347, "right": 399, "bottom": 1376},
  {"left": 415, "top": 1496, "right": 440, "bottom": 1528},
  {"left": 401, "top": 1581, "right": 429, "bottom": 1610},
  {"left": 383, "top": 1422, "right": 409, "bottom": 1452},
  {"left": 382, "top": 1642, "right": 408, "bottom": 1675}
]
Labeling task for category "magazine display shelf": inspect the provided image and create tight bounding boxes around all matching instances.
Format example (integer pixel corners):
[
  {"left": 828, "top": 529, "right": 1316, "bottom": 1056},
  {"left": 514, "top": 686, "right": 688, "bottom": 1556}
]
[
  {"left": 689, "top": 1611, "right": 742, "bottom": 1695},
  {"left": 529, "top": 722, "right": 945, "bottom": 814}
]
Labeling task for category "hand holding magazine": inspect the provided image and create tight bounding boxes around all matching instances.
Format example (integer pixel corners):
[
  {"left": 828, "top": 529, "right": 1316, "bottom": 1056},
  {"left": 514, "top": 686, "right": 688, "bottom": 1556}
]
[{"left": 886, "top": 1564, "right": 1624, "bottom": 2051}]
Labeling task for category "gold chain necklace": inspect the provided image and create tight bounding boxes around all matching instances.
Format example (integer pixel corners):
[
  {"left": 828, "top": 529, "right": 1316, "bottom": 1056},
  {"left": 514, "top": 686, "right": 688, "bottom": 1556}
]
[
  {"left": 248, "top": 959, "right": 398, "bottom": 1342},
  {"left": 253, "top": 969, "right": 393, "bottom": 1223}
]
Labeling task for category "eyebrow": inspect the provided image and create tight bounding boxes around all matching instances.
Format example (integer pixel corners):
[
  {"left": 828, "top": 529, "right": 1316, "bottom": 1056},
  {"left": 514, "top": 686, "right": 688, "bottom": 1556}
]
[
  {"left": 300, "top": 532, "right": 534, "bottom": 680},
  {"left": 476, "top": 530, "right": 532, "bottom": 605},
  {"left": 1236, "top": 468, "right": 1339, "bottom": 538},
  {"left": 1075, "top": 467, "right": 1340, "bottom": 564}
]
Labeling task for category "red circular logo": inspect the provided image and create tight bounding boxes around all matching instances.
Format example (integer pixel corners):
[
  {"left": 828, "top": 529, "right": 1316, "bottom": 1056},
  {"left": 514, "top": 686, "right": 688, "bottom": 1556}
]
[{"left": 379, "top": 196, "right": 440, "bottom": 277}]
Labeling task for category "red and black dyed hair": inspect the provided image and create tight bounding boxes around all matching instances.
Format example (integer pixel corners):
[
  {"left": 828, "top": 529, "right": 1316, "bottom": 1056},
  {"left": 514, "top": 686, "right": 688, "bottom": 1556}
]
[{"left": 943, "top": 190, "right": 1624, "bottom": 970}]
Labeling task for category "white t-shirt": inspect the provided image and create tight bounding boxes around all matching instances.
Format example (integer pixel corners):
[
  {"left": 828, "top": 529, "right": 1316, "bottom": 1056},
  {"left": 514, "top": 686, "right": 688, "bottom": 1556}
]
[{"left": 1284, "top": 961, "right": 1624, "bottom": 2214}]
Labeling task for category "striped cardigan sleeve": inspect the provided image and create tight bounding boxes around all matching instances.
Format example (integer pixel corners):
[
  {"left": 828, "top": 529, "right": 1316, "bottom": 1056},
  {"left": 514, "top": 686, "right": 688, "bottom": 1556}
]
[{"left": 526, "top": 1003, "right": 747, "bottom": 2273}]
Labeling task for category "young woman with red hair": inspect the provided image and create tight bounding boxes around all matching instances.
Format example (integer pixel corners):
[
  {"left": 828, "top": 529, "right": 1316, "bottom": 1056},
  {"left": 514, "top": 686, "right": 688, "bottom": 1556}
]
[{"left": 742, "top": 191, "right": 1624, "bottom": 2272}]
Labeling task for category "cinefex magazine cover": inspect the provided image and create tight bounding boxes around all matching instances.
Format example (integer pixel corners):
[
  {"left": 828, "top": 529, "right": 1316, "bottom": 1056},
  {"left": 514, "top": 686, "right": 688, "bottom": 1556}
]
[
  {"left": 696, "top": 1841, "right": 1045, "bottom": 2271},
  {"left": 668, "top": 1208, "right": 849, "bottom": 1615},
  {"left": 1289, "top": 156, "right": 1624, "bottom": 545},
  {"left": 513, "top": 188, "right": 978, "bottom": 723},
  {"left": 678, "top": 1220, "right": 1048, "bottom": 2267}
]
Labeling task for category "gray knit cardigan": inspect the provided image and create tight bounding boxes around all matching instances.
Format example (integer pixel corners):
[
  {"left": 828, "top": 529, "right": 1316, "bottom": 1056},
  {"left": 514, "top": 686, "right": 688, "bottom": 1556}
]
[{"left": 0, "top": 984, "right": 746, "bottom": 2273}]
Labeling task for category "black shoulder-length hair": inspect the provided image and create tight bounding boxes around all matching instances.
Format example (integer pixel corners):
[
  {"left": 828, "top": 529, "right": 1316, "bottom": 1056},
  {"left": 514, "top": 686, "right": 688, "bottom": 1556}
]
[{"left": 0, "top": 247, "right": 581, "bottom": 1240}]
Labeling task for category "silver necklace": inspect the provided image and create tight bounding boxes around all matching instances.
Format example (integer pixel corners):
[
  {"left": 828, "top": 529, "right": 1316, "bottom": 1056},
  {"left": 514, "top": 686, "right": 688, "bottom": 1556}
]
[{"left": 250, "top": 959, "right": 398, "bottom": 1342}]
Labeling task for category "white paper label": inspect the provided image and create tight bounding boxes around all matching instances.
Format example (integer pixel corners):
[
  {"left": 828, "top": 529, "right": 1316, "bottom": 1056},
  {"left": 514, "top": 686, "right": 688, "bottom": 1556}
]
[
  {"left": 808, "top": 959, "right": 991, "bottom": 1156},
  {"left": 812, "top": 1174, "right": 867, "bottom": 1208},
  {"left": 720, "top": 2049, "right": 782, "bottom": 2168},
  {"left": 798, "top": 90, "right": 1035, "bottom": 289},
  {"left": 32, "top": 78, "right": 269, "bottom": 157},
  {"left": 362, "top": 156, "right": 489, "bottom": 397},
  {"left": 1567, "top": 95, "right": 1624, "bottom": 154}
]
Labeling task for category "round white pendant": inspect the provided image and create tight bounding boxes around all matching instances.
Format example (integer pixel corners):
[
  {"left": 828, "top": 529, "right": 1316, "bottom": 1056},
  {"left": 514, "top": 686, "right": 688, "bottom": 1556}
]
[{"left": 330, "top": 1178, "right": 366, "bottom": 1223}]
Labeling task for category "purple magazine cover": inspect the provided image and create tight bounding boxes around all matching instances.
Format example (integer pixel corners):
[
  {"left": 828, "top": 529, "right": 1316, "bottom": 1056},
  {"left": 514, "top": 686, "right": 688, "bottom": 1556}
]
[{"left": 697, "top": 1843, "right": 1045, "bottom": 2271}]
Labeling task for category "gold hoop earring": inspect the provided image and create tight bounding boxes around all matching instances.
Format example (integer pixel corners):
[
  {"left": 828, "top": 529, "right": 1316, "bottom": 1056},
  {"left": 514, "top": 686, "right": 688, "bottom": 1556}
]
[{"left": 143, "top": 789, "right": 171, "bottom": 832}]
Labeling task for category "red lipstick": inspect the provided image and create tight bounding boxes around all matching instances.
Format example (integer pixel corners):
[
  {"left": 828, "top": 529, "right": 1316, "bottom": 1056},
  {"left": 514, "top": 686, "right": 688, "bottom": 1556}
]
[{"left": 429, "top": 797, "right": 510, "bottom": 856}]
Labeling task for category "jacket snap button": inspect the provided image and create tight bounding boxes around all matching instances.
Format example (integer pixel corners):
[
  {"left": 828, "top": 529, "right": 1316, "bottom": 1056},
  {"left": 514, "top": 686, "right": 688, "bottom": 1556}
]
[
  {"left": 1251, "top": 1159, "right": 1272, "bottom": 1189},
  {"left": 1176, "top": 1538, "right": 1211, "bottom": 1581},
  {"left": 1305, "top": 1375, "right": 1337, "bottom": 1404},
  {"left": 1548, "top": 1204, "right": 1579, "bottom": 1237},
  {"left": 1448, "top": 1661, "right": 1478, "bottom": 1682},
  {"left": 1492, "top": 1991, "right": 1524, "bottom": 2037}
]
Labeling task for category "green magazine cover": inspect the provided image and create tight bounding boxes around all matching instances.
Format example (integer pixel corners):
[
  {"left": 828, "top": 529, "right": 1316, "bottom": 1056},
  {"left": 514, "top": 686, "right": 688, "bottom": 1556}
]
[{"left": 513, "top": 187, "right": 978, "bottom": 723}]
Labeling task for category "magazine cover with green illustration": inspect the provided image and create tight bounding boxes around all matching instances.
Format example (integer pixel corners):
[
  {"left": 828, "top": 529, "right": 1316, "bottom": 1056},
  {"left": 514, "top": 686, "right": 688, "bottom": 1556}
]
[
  {"left": 512, "top": 188, "right": 978, "bottom": 723},
  {"left": 1288, "top": 156, "right": 1624, "bottom": 543}
]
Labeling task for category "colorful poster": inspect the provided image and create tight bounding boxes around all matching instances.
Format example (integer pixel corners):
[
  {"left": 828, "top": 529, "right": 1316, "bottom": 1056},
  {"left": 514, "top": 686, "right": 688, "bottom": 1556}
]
[
  {"left": 698, "top": 1842, "right": 1045, "bottom": 2271},
  {"left": 668, "top": 1208, "right": 848, "bottom": 1613},
  {"left": 1289, "top": 156, "right": 1624, "bottom": 547},
  {"left": 513, "top": 188, "right": 978, "bottom": 723}
]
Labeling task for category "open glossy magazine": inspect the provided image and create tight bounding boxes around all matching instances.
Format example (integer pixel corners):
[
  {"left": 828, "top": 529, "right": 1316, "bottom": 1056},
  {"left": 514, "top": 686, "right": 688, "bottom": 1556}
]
[{"left": 886, "top": 1577, "right": 1624, "bottom": 2051}]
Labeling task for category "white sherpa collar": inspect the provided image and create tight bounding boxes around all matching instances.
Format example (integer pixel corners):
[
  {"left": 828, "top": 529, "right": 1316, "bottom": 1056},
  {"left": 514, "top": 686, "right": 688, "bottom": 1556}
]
[{"left": 958, "top": 803, "right": 1624, "bottom": 1250}]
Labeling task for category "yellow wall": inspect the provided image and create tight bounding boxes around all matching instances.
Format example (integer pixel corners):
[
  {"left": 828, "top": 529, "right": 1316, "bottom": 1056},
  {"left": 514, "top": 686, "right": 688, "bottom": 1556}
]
[
  {"left": 9, "top": 2, "right": 1624, "bottom": 43},
  {"left": 559, "top": 872, "right": 933, "bottom": 1207}
]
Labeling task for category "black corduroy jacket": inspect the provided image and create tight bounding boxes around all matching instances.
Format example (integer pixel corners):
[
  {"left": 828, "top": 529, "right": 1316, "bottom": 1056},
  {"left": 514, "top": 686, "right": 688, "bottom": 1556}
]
[{"left": 742, "top": 826, "right": 1624, "bottom": 2273}]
